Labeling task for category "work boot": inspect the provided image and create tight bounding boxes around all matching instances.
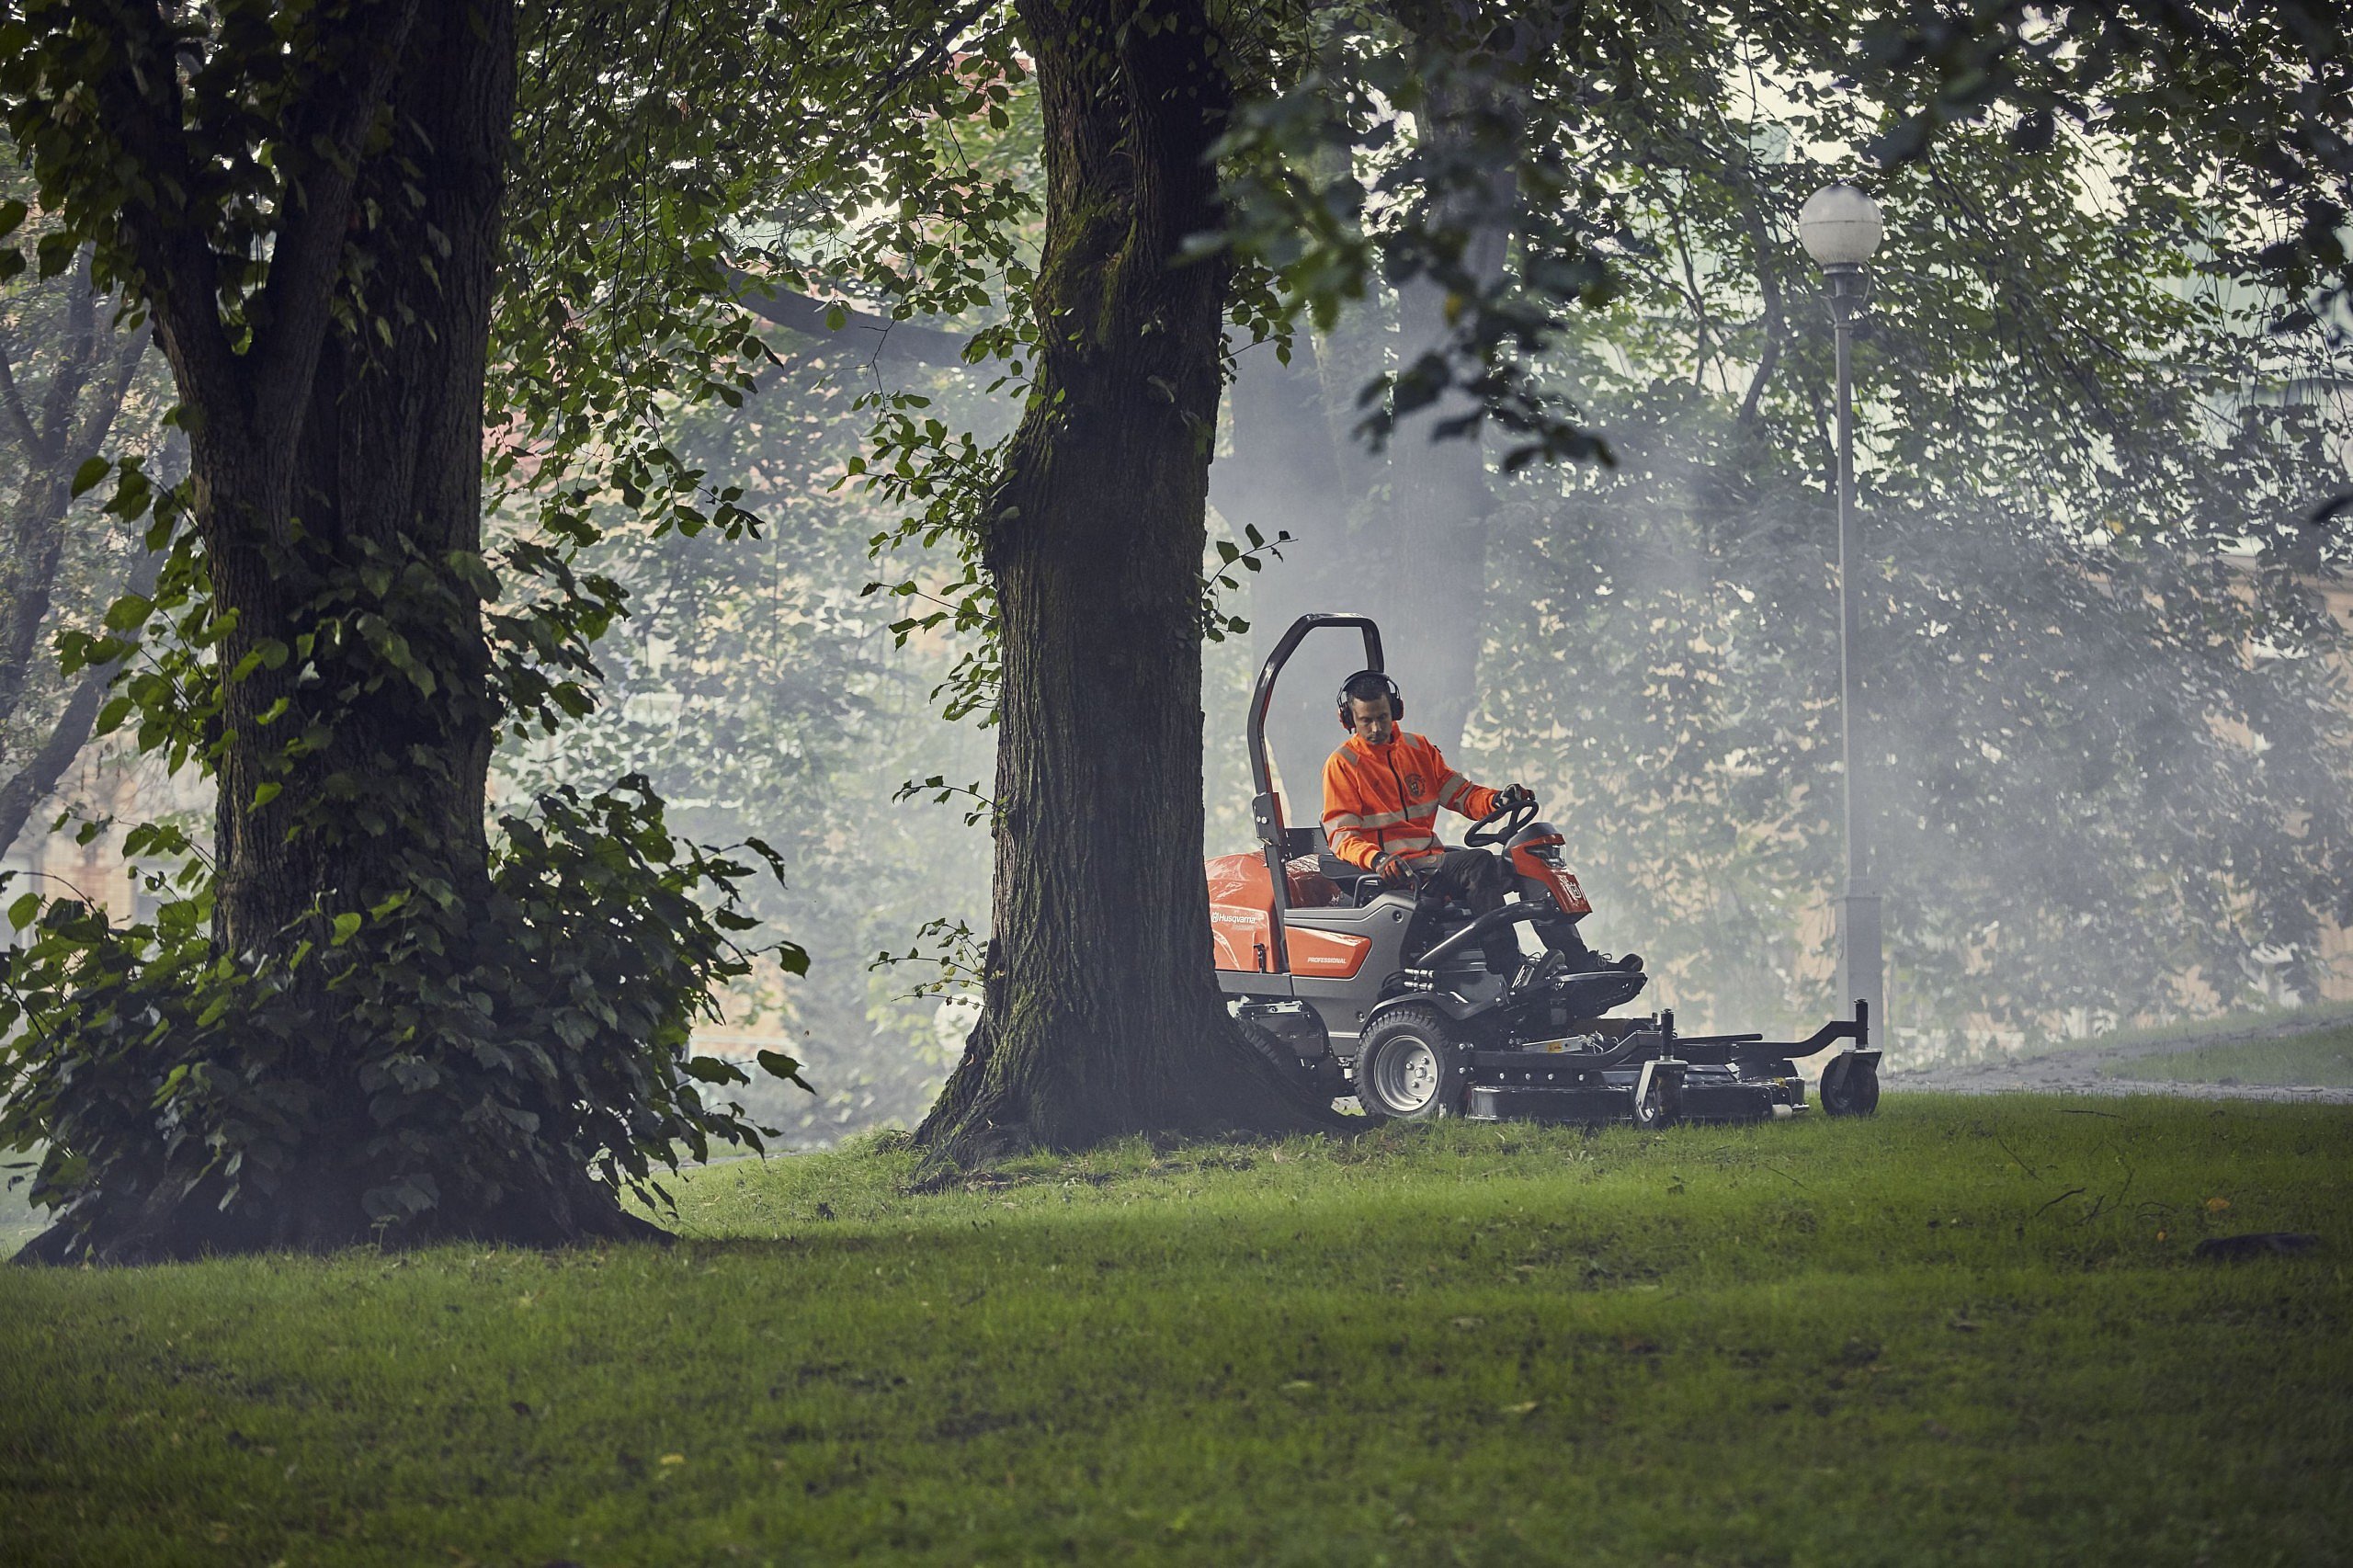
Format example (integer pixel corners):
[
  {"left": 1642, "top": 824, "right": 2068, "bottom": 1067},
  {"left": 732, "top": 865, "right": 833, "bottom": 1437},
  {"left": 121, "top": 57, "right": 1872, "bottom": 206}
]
[{"left": 1512, "top": 951, "right": 1566, "bottom": 994}]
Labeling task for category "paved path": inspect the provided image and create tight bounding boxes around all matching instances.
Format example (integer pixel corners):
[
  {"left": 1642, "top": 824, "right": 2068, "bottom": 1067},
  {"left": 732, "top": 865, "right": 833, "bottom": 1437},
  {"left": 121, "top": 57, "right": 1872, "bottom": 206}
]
[{"left": 1885, "top": 1013, "right": 2353, "bottom": 1105}]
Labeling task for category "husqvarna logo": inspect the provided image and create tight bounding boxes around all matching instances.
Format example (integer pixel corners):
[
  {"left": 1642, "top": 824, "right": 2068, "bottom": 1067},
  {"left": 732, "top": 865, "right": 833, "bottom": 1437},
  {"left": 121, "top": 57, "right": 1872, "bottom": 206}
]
[{"left": 1404, "top": 772, "right": 1425, "bottom": 797}]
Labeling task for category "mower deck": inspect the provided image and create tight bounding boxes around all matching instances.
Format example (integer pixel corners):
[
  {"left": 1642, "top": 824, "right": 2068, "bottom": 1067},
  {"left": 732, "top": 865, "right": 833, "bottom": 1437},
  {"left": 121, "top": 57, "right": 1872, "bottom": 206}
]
[{"left": 1455, "top": 1009, "right": 1875, "bottom": 1127}]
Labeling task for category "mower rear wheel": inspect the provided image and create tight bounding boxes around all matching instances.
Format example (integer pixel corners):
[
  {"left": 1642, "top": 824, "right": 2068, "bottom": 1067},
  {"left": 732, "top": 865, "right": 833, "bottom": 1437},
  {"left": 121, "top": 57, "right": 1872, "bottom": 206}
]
[
  {"left": 1354, "top": 1006, "right": 1469, "bottom": 1122},
  {"left": 1236, "top": 1017, "right": 1339, "bottom": 1108},
  {"left": 1819, "top": 1051, "right": 1881, "bottom": 1117}
]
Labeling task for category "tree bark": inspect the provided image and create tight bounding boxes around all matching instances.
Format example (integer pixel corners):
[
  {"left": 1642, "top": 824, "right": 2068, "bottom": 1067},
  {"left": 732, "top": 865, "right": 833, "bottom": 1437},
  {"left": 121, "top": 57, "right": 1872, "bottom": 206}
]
[
  {"left": 914, "top": 0, "right": 1343, "bottom": 1163},
  {"left": 209, "top": 0, "right": 506, "bottom": 960},
  {"left": 1218, "top": 334, "right": 1365, "bottom": 813},
  {"left": 19, "top": 0, "right": 667, "bottom": 1262}
]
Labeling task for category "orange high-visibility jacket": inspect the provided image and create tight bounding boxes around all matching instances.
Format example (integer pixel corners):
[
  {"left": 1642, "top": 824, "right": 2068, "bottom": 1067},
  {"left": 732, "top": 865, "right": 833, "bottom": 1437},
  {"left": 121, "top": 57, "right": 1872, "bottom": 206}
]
[{"left": 1321, "top": 730, "right": 1502, "bottom": 870}]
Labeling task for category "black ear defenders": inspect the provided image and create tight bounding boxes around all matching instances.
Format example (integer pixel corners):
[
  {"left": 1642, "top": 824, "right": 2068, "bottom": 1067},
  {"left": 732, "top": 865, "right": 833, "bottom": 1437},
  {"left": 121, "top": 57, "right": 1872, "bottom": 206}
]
[{"left": 1336, "top": 670, "right": 1404, "bottom": 730}]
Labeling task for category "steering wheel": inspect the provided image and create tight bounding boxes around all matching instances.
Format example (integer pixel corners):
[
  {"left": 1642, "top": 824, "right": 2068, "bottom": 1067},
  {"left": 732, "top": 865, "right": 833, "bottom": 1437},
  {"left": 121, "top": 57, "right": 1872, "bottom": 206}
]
[{"left": 1462, "top": 791, "right": 1539, "bottom": 848}]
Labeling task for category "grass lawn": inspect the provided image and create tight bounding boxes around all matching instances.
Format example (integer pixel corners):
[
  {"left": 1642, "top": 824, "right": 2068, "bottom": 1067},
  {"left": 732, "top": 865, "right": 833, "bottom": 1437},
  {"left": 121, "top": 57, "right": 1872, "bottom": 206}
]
[
  {"left": 2102, "top": 1024, "right": 2353, "bottom": 1088},
  {"left": 2018, "top": 998, "right": 2353, "bottom": 1061},
  {"left": 4, "top": 1096, "right": 2349, "bottom": 1567}
]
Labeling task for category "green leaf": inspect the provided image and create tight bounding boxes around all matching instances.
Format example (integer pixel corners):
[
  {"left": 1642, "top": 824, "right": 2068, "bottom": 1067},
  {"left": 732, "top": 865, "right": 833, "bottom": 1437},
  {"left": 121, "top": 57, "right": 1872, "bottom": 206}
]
[
  {"left": 6, "top": 892, "right": 38, "bottom": 930},
  {"left": 682, "top": 1055, "right": 749, "bottom": 1085},
  {"left": 0, "top": 199, "right": 24, "bottom": 238},
  {"left": 102, "top": 594, "right": 153, "bottom": 632},
  {"left": 93, "top": 695, "right": 135, "bottom": 736},
  {"left": 151, "top": 1063, "right": 190, "bottom": 1107},
  {"left": 331, "top": 913, "right": 364, "bottom": 946},
  {"left": 250, "top": 782, "right": 282, "bottom": 811},
  {"left": 756, "top": 1050, "right": 813, "bottom": 1091},
  {"left": 34, "top": 231, "right": 74, "bottom": 279},
  {"left": 71, "top": 457, "right": 111, "bottom": 498}
]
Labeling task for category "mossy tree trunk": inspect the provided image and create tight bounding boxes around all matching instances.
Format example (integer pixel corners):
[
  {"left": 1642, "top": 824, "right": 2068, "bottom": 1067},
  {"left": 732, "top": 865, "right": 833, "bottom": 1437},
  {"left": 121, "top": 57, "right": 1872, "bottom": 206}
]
[{"left": 915, "top": 0, "right": 1342, "bottom": 1163}]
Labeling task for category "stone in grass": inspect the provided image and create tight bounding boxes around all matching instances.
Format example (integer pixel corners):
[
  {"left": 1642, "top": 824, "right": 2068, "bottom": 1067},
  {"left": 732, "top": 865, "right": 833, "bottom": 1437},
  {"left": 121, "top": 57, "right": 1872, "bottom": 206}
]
[{"left": 2191, "top": 1233, "right": 2321, "bottom": 1262}]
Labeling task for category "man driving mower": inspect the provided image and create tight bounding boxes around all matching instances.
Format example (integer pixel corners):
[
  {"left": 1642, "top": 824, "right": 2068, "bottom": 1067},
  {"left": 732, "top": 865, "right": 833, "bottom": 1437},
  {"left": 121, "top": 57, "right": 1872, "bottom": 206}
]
[{"left": 1321, "top": 669, "right": 1540, "bottom": 983}]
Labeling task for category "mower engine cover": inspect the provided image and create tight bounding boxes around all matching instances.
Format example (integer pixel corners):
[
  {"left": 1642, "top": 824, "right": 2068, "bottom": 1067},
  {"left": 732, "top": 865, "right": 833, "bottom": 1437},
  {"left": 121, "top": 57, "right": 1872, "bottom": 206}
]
[{"left": 1205, "top": 852, "right": 1358, "bottom": 975}]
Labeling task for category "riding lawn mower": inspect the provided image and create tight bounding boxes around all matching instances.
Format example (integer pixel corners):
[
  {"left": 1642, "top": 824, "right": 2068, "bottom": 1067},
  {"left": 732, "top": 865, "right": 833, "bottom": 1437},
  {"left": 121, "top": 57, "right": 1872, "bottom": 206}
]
[{"left": 1208, "top": 613, "right": 1881, "bottom": 1126}]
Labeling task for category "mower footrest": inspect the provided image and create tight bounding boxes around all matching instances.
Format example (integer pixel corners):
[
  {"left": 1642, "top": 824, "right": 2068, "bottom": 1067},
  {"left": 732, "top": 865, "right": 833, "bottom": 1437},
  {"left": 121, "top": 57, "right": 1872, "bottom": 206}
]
[{"left": 1464, "top": 1083, "right": 1632, "bottom": 1123}]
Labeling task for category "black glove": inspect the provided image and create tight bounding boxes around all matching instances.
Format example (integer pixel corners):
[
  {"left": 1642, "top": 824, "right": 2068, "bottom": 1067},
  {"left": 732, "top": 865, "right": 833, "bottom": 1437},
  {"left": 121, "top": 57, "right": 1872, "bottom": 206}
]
[
  {"left": 1500, "top": 784, "right": 1536, "bottom": 810},
  {"left": 1372, "top": 852, "right": 1413, "bottom": 885}
]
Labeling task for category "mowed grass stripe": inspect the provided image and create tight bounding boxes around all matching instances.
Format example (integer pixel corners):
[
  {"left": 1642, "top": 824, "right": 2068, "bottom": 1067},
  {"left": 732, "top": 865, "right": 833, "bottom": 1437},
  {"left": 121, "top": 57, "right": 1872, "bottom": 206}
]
[
  {"left": 3, "top": 1096, "right": 2348, "bottom": 1566},
  {"left": 2102, "top": 1024, "right": 2353, "bottom": 1087}
]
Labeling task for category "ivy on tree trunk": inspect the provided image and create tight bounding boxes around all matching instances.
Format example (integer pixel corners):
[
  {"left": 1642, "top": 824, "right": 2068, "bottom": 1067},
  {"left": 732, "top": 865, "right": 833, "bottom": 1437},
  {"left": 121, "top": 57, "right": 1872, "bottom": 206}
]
[{"left": 2, "top": 0, "right": 801, "bottom": 1263}]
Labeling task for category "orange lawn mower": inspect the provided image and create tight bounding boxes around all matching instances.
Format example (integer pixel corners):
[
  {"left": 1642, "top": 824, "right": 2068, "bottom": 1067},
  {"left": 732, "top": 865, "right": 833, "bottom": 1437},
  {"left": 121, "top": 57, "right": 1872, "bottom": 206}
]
[{"left": 1208, "top": 613, "right": 1881, "bottom": 1125}]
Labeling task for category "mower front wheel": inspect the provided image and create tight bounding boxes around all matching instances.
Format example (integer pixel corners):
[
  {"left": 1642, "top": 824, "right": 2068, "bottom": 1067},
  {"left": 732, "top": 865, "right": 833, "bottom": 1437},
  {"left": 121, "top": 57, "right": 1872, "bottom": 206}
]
[
  {"left": 1819, "top": 1051, "right": 1881, "bottom": 1117},
  {"left": 1631, "top": 1062, "right": 1683, "bottom": 1129},
  {"left": 1353, "top": 1006, "right": 1469, "bottom": 1122}
]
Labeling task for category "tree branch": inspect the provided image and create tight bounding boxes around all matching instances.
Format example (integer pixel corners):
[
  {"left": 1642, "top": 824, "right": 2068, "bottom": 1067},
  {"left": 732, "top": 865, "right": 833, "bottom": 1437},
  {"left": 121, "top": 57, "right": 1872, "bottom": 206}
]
[
  {"left": 1734, "top": 190, "right": 1786, "bottom": 431},
  {"left": 0, "top": 548, "right": 163, "bottom": 858},
  {"left": 875, "top": 0, "right": 998, "bottom": 99},
  {"left": 85, "top": 1, "right": 244, "bottom": 426},
  {"left": 0, "top": 310, "right": 149, "bottom": 744},
  {"left": 0, "top": 324, "right": 46, "bottom": 459},
  {"left": 248, "top": 0, "right": 422, "bottom": 436},
  {"left": 725, "top": 267, "right": 974, "bottom": 369},
  {"left": 33, "top": 249, "right": 102, "bottom": 453},
  {"left": 66, "top": 328, "right": 151, "bottom": 464}
]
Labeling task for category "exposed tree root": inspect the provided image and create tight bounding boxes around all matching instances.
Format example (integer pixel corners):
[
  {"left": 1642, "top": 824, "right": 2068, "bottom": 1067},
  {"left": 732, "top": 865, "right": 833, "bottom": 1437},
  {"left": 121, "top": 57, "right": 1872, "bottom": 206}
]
[{"left": 910, "top": 1013, "right": 1351, "bottom": 1187}]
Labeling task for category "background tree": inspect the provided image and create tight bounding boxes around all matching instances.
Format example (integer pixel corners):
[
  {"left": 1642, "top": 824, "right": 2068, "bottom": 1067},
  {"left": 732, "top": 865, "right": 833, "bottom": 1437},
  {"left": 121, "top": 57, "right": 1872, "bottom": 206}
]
[
  {"left": 0, "top": 0, "right": 821, "bottom": 1261},
  {"left": 0, "top": 199, "right": 172, "bottom": 854}
]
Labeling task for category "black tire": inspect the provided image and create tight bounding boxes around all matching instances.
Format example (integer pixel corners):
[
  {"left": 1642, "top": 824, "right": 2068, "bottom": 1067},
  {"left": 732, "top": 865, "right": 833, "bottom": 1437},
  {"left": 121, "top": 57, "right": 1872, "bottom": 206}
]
[
  {"left": 1819, "top": 1052, "right": 1881, "bottom": 1118},
  {"left": 1353, "top": 1006, "right": 1469, "bottom": 1122},
  {"left": 1631, "top": 1062, "right": 1682, "bottom": 1129},
  {"left": 1237, "top": 1018, "right": 1334, "bottom": 1108}
]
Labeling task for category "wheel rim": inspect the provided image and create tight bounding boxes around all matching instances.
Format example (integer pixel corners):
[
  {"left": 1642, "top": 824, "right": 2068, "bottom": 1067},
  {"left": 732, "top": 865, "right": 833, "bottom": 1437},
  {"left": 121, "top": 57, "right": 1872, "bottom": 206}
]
[{"left": 1371, "top": 1035, "right": 1441, "bottom": 1114}]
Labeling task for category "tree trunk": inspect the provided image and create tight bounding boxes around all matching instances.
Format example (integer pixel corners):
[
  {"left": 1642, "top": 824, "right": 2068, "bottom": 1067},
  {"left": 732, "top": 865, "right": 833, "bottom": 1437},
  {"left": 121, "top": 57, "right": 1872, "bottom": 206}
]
[
  {"left": 1376, "top": 34, "right": 1518, "bottom": 755},
  {"left": 1382, "top": 252, "right": 1502, "bottom": 755},
  {"left": 21, "top": 0, "right": 663, "bottom": 1262},
  {"left": 915, "top": 0, "right": 1343, "bottom": 1163},
  {"left": 1218, "top": 335, "right": 1368, "bottom": 815},
  {"left": 210, "top": 0, "right": 504, "bottom": 960}
]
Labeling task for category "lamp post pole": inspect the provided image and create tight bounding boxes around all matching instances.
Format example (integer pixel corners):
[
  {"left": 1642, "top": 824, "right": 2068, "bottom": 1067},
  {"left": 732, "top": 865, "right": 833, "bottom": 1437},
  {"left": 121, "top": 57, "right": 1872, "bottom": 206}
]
[{"left": 1801, "top": 183, "right": 1885, "bottom": 1041}]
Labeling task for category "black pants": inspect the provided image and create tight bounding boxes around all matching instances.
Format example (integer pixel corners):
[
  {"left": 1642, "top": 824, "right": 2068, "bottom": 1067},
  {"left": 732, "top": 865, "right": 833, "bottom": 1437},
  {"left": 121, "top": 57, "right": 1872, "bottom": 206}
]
[{"left": 1415, "top": 848, "right": 1522, "bottom": 973}]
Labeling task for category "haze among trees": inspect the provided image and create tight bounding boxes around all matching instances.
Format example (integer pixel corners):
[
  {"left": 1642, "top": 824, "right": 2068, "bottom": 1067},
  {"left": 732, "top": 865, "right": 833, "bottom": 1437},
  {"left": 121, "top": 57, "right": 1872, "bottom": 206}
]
[{"left": 0, "top": 0, "right": 2345, "bottom": 1258}]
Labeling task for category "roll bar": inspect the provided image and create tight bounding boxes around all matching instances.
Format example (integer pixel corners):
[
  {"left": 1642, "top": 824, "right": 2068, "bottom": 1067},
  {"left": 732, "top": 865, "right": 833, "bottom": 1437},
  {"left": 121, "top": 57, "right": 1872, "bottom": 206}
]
[{"left": 1247, "top": 613, "right": 1385, "bottom": 972}]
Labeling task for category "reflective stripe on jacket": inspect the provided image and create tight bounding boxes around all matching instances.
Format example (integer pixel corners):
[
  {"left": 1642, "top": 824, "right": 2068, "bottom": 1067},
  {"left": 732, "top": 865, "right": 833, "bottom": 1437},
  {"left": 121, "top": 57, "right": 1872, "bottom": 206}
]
[{"left": 1320, "top": 730, "right": 1501, "bottom": 870}]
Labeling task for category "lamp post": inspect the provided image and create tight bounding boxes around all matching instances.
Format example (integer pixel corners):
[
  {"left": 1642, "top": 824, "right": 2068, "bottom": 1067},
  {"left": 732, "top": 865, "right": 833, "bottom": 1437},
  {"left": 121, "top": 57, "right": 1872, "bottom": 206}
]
[{"left": 1799, "top": 181, "right": 1884, "bottom": 1041}]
